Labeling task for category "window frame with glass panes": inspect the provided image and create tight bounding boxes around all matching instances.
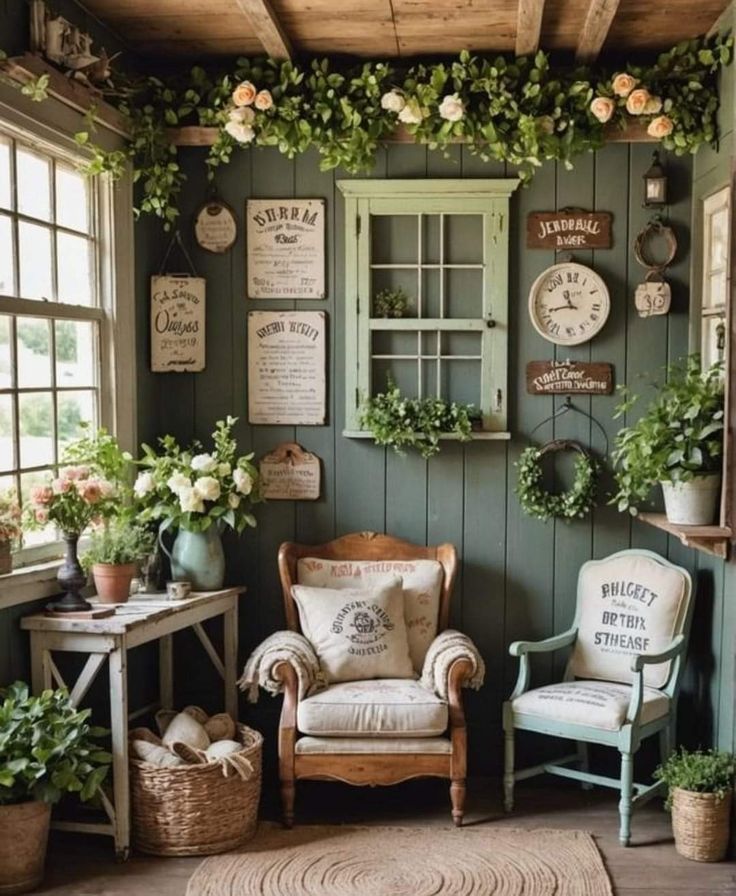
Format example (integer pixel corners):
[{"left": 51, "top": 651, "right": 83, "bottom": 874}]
[
  {"left": 700, "top": 185, "right": 731, "bottom": 371},
  {"left": 0, "top": 116, "right": 125, "bottom": 565},
  {"left": 338, "top": 179, "right": 519, "bottom": 437}
]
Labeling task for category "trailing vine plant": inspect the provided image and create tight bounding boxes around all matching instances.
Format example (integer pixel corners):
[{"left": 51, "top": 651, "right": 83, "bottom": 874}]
[{"left": 516, "top": 442, "right": 598, "bottom": 521}]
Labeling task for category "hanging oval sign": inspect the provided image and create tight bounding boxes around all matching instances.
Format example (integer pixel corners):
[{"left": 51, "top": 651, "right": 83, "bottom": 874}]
[{"left": 194, "top": 199, "right": 238, "bottom": 254}]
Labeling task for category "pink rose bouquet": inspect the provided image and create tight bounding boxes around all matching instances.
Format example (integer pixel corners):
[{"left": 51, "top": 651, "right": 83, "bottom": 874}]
[{"left": 25, "top": 467, "right": 117, "bottom": 537}]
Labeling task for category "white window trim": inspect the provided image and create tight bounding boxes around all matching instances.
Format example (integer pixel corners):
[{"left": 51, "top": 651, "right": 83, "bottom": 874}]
[{"left": 0, "top": 82, "right": 136, "bottom": 609}]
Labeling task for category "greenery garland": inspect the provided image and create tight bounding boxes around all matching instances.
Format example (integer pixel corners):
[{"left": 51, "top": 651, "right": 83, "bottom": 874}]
[
  {"left": 1, "top": 33, "right": 732, "bottom": 227},
  {"left": 516, "top": 441, "right": 598, "bottom": 521}
]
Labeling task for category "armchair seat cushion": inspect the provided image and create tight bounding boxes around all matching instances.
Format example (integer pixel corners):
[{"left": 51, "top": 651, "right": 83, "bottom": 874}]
[
  {"left": 297, "top": 679, "right": 448, "bottom": 737},
  {"left": 512, "top": 680, "right": 670, "bottom": 731},
  {"left": 295, "top": 736, "right": 452, "bottom": 754}
]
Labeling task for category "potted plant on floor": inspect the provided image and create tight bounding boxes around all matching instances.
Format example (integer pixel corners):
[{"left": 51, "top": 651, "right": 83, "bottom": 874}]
[
  {"left": 0, "top": 490, "right": 21, "bottom": 576},
  {"left": 0, "top": 682, "right": 111, "bottom": 894},
  {"left": 83, "top": 517, "right": 156, "bottom": 603},
  {"left": 655, "top": 748, "right": 735, "bottom": 862},
  {"left": 610, "top": 356, "right": 724, "bottom": 525}
]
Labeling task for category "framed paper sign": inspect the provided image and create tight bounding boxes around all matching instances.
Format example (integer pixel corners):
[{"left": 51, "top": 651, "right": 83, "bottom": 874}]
[
  {"left": 246, "top": 198, "right": 325, "bottom": 299},
  {"left": 248, "top": 311, "right": 326, "bottom": 425},
  {"left": 150, "top": 275, "right": 206, "bottom": 372}
]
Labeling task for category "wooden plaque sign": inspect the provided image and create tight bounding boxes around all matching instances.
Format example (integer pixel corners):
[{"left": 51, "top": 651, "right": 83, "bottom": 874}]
[
  {"left": 248, "top": 311, "right": 326, "bottom": 425},
  {"left": 150, "top": 275, "right": 206, "bottom": 372},
  {"left": 194, "top": 199, "right": 237, "bottom": 254},
  {"left": 260, "top": 443, "right": 321, "bottom": 500},
  {"left": 246, "top": 198, "right": 326, "bottom": 299},
  {"left": 527, "top": 211, "right": 612, "bottom": 250},
  {"left": 526, "top": 361, "right": 614, "bottom": 395}
]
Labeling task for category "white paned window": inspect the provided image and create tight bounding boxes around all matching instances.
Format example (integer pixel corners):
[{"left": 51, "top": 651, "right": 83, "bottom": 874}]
[{"left": 701, "top": 186, "right": 730, "bottom": 371}]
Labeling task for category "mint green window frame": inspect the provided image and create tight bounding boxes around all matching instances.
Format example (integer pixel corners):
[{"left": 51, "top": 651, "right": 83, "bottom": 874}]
[{"left": 338, "top": 179, "right": 519, "bottom": 438}]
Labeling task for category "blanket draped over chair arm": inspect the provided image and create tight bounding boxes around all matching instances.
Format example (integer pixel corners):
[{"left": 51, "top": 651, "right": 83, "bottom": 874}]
[
  {"left": 420, "top": 630, "right": 485, "bottom": 700},
  {"left": 625, "top": 634, "right": 686, "bottom": 725},
  {"left": 238, "top": 631, "right": 327, "bottom": 702}
]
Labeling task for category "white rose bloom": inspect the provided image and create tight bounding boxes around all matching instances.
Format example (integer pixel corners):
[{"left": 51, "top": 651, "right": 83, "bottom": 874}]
[
  {"left": 167, "top": 472, "right": 191, "bottom": 495},
  {"left": 224, "top": 120, "right": 255, "bottom": 144},
  {"left": 193, "top": 476, "right": 221, "bottom": 502},
  {"left": 380, "top": 90, "right": 406, "bottom": 113},
  {"left": 179, "top": 486, "right": 204, "bottom": 514},
  {"left": 191, "top": 453, "right": 217, "bottom": 473},
  {"left": 133, "top": 472, "right": 155, "bottom": 497},
  {"left": 229, "top": 106, "right": 255, "bottom": 125},
  {"left": 438, "top": 93, "right": 465, "bottom": 123},
  {"left": 233, "top": 467, "right": 253, "bottom": 496},
  {"left": 228, "top": 493, "right": 241, "bottom": 509},
  {"left": 218, "top": 462, "right": 232, "bottom": 477},
  {"left": 397, "top": 98, "right": 424, "bottom": 125}
]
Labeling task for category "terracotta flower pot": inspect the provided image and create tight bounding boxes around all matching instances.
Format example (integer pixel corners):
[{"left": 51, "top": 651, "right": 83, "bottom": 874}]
[
  {"left": 92, "top": 562, "right": 138, "bottom": 603},
  {"left": 0, "top": 540, "right": 11, "bottom": 576},
  {"left": 0, "top": 801, "right": 51, "bottom": 894},
  {"left": 671, "top": 787, "right": 732, "bottom": 862}
]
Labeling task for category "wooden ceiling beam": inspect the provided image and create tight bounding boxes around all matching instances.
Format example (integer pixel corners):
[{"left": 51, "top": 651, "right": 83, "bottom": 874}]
[
  {"left": 575, "top": 0, "right": 621, "bottom": 63},
  {"left": 515, "top": 0, "right": 546, "bottom": 57},
  {"left": 233, "top": 0, "right": 293, "bottom": 60}
]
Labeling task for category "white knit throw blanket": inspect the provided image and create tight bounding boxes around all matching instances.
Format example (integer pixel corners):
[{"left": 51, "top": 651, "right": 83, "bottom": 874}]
[
  {"left": 238, "top": 630, "right": 327, "bottom": 702},
  {"left": 420, "top": 629, "right": 485, "bottom": 700}
]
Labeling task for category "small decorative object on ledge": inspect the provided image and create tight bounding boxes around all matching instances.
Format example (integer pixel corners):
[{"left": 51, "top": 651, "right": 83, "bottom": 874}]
[
  {"left": 373, "top": 287, "right": 412, "bottom": 319},
  {"left": 0, "top": 489, "right": 21, "bottom": 576},
  {"left": 260, "top": 443, "right": 321, "bottom": 500},
  {"left": 526, "top": 360, "right": 613, "bottom": 395},
  {"left": 194, "top": 197, "right": 237, "bottom": 254},
  {"left": 633, "top": 218, "right": 677, "bottom": 317},
  {"left": 526, "top": 209, "right": 612, "bottom": 250}
]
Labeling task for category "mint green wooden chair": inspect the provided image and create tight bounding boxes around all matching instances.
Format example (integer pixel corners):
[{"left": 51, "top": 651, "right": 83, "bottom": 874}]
[{"left": 503, "top": 549, "right": 693, "bottom": 846}]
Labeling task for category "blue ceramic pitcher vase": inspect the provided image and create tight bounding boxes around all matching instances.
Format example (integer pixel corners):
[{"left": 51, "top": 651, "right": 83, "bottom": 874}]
[{"left": 158, "top": 522, "right": 225, "bottom": 591}]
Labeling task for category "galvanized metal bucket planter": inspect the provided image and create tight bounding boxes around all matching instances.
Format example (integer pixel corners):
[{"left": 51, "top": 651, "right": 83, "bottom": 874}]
[{"left": 661, "top": 473, "right": 721, "bottom": 526}]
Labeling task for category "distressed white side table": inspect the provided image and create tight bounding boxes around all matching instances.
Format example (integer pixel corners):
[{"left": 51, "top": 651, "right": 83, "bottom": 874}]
[{"left": 21, "top": 587, "right": 245, "bottom": 860}]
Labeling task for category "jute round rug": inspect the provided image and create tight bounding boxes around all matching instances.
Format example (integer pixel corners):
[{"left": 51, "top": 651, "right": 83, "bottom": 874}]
[{"left": 186, "top": 824, "right": 613, "bottom": 895}]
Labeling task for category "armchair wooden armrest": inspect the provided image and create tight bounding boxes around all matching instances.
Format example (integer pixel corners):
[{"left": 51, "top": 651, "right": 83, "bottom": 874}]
[
  {"left": 626, "top": 635, "right": 686, "bottom": 725},
  {"left": 508, "top": 628, "right": 577, "bottom": 700},
  {"left": 273, "top": 661, "right": 298, "bottom": 828}
]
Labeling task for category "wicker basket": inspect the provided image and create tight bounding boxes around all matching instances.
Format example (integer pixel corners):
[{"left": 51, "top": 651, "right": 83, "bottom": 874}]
[
  {"left": 671, "top": 787, "right": 732, "bottom": 862},
  {"left": 130, "top": 723, "right": 263, "bottom": 856}
]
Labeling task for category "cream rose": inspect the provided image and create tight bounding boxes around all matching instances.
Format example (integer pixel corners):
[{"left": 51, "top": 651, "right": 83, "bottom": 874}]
[
  {"left": 254, "top": 89, "right": 273, "bottom": 111},
  {"left": 612, "top": 72, "right": 638, "bottom": 97},
  {"left": 232, "top": 81, "right": 256, "bottom": 107},
  {"left": 439, "top": 93, "right": 465, "bottom": 123},
  {"left": 218, "top": 462, "right": 232, "bottom": 477},
  {"left": 229, "top": 106, "right": 255, "bottom": 125},
  {"left": 193, "top": 476, "right": 221, "bottom": 502},
  {"left": 228, "top": 493, "right": 241, "bottom": 509},
  {"left": 626, "top": 88, "right": 651, "bottom": 116},
  {"left": 398, "top": 98, "right": 424, "bottom": 125},
  {"left": 133, "top": 472, "right": 155, "bottom": 498},
  {"left": 191, "top": 453, "right": 216, "bottom": 473},
  {"left": 647, "top": 115, "right": 674, "bottom": 139},
  {"left": 590, "top": 96, "right": 615, "bottom": 123},
  {"left": 233, "top": 468, "right": 253, "bottom": 496},
  {"left": 380, "top": 89, "right": 405, "bottom": 113},
  {"left": 179, "top": 486, "right": 204, "bottom": 515},
  {"left": 224, "top": 121, "right": 255, "bottom": 144},
  {"left": 644, "top": 95, "right": 663, "bottom": 115},
  {"left": 167, "top": 472, "right": 191, "bottom": 495}
]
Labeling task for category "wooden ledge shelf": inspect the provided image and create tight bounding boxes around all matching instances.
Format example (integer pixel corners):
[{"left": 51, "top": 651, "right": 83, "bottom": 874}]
[
  {"left": 342, "top": 430, "right": 511, "bottom": 441},
  {"left": 637, "top": 512, "right": 732, "bottom": 559}
]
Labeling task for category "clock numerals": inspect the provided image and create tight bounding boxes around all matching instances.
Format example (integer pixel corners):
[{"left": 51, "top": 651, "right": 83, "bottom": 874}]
[{"left": 529, "top": 263, "right": 610, "bottom": 346}]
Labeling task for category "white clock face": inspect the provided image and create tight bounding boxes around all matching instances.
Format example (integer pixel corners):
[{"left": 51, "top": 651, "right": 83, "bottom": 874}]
[{"left": 528, "top": 263, "right": 610, "bottom": 346}]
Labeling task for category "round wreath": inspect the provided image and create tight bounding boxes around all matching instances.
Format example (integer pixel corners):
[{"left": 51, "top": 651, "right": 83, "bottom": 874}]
[{"left": 516, "top": 440, "right": 598, "bottom": 522}]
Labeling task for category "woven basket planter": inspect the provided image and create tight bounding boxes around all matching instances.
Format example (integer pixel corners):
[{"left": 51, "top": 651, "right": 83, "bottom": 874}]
[
  {"left": 671, "top": 787, "right": 732, "bottom": 862},
  {"left": 130, "top": 723, "right": 263, "bottom": 856}
]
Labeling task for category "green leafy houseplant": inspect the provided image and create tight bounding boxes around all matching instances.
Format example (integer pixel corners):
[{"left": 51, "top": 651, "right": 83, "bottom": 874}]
[
  {"left": 655, "top": 748, "right": 736, "bottom": 807},
  {"left": 373, "top": 287, "right": 412, "bottom": 318},
  {"left": 82, "top": 518, "right": 155, "bottom": 569},
  {"left": 610, "top": 356, "right": 724, "bottom": 514},
  {"left": 359, "top": 380, "right": 473, "bottom": 459}
]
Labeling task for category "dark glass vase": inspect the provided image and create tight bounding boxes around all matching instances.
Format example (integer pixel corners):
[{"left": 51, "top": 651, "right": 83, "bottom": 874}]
[{"left": 47, "top": 533, "right": 92, "bottom": 613}]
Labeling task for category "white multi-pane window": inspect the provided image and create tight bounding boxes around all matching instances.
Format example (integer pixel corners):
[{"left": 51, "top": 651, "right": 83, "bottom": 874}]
[
  {"left": 701, "top": 186, "right": 730, "bottom": 371},
  {"left": 0, "top": 122, "right": 104, "bottom": 558}
]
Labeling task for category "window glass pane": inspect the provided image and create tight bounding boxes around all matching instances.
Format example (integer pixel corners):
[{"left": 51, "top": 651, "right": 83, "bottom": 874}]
[
  {"left": 421, "top": 359, "right": 438, "bottom": 399},
  {"left": 57, "top": 232, "right": 93, "bottom": 305},
  {"left": 422, "top": 215, "right": 441, "bottom": 265},
  {"left": 18, "top": 221, "right": 52, "bottom": 300},
  {"left": 0, "top": 315, "right": 12, "bottom": 388},
  {"left": 441, "top": 332, "right": 482, "bottom": 357},
  {"left": 441, "top": 359, "right": 481, "bottom": 407},
  {"left": 20, "top": 469, "right": 55, "bottom": 546},
  {"left": 705, "top": 271, "right": 727, "bottom": 310},
  {"left": 55, "top": 165, "right": 89, "bottom": 233},
  {"left": 445, "top": 268, "right": 483, "bottom": 318},
  {"left": 372, "top": 359, "right": 416, "bottom": 398},
  {"left": 0, "top": 138, "right": 11, "bottom": 210},
  {"left": 702, "top": 315, "right": 727, "bottom": 371},
  {"left": 371, "top": 215, "right": 417, "bottom": 265},
  {"left": 421, "top": 269, "right": 441, "bottom": 318},
  {"left": 57, "top": 389, "right": 96, "bottom": 454},
  {"left": 709, "top": 207, "right": 729, "bottom": 270},
  {"left": 371, "top": 268, "right": 417, "bottom": 315},
  {"left": 372, "top": 330, "right": 418, "bottom": 357},
  {"left": 0, "top": 395, "right": 14, "bottom": 471},
  {"left": 56, "top": 320, "right": 96, "bottom": 387},
  {"left": 0, "top": 214, "right": 14, "bottom": 296},
  {"left": 17, "top": 317, "right": 52, "bottom": 388},
  {"left": 18, "top": 391, "right": 54, "bottom": 467},
  {"left": 444, "top": 215, "right": 483, "bottom": 265},
  {"left": 16, "top": 147, "right": 51, "bottom": 221}
]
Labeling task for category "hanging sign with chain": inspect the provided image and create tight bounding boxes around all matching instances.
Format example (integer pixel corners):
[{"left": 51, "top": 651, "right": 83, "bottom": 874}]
[{"left": 633, "top": 219, "right": 677, "bottom": 318}]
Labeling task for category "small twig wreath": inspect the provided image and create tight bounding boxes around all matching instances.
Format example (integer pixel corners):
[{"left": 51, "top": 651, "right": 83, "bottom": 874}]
[{"left": 516, "top": 439, "right": 598, "bottom": 522}]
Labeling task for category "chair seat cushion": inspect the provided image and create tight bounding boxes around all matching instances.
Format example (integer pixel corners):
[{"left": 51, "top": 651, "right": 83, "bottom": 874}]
[
  {"left": 295, "top": 736, "right": 452, "bottom": 754},
  {"left": 511, "top": 680, "right": 670, "bottom": 731},
  {"left": 297, "top": 679, "right": 448, "bottom": 737}
]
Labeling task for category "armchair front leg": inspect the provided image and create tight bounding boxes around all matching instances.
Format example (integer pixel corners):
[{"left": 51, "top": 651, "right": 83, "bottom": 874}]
[
  {"left": 447, "top": 658, "right": 473, "bottom": 827},
  {"left": 273, "top": 660, "right": 298, "bottom": 828}
]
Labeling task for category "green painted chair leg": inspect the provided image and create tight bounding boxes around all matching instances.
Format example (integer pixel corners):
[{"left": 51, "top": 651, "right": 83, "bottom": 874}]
[
  {"left": 503, "top": 729, "right": 515, "bottom": 812},
  {"left": 618, "top": 751, "right": 633, "bottom": 846},
  {"left": 577, "top": 741, "right": 592, "bottom": 790}
]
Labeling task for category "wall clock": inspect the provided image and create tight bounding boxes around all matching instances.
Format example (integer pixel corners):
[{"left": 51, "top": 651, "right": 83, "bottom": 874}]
[{"left": 528, "top": 262, "right": 610, "bottom": 346}]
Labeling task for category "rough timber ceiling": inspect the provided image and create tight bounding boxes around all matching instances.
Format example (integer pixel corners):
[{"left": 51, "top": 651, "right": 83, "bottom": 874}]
[{"left": 81, "top": 0, "right": 729, "bottom": 62}]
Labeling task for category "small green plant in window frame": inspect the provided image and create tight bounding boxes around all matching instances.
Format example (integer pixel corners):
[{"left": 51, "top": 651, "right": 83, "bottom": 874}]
[{"left": 373, "top": 288, "right": 413, "bottom": 319}]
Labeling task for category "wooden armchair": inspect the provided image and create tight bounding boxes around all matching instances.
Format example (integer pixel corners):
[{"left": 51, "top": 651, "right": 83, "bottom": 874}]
[{"left": 274, "top": 531, "right": 476, "bottom": 827}]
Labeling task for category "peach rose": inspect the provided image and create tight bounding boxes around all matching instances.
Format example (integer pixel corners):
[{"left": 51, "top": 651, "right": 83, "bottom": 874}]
[
  {"left": 626, "top": 88, "right": 651, "bottom": 115},
  {"left": 590, "top": 96, "right": 615, "bottom": 123},
  {"left": 647, "top": 115, "right": 674, "bottom": 139},
  {"left": 62, "top": 465, "right": 90, "bottom": 481},
  {"left": 644, "top": 95, "right": 663, "bottom": 115},
  {"left": 232, "top": 81, "right": 257, "bottom": 107},
  {"left": 612, "top": 72, "right": 638, "bottom": 97},
  {"left": 51, "top": 477, "right": 72, "bottom": 495},
  {"left": 254, "top": 89, "right": 273, "bottom": 111},
  {"left": 30, "top": 485, "right": 53, "bottom": 505},
  {"left": 35, "top": 508, "right": 49, "bottom": 524},
  {"left": 79, "top": 480, "right": 102, "bottom": 504}
]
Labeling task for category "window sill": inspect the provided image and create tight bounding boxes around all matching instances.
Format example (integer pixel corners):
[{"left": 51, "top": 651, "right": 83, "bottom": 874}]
[
  {"left": 0, "top": 559, "right": 63, "bottom": 610},
  {"left": 342, "top": 430, "right": 512, "bottom": 441}
]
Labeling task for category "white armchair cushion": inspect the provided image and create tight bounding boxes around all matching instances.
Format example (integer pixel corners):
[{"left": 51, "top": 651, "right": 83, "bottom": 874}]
[
  {"left": 512, "top": 680, "right": 670, "bottom": 731},
  {"left": 297, "top": 679, "right": 448, "bottom": 737},
  {"left": 570, "top": 553, "right": 688, "bottom": 688},
  {"left": 292, "top": 578, "right": 414, "bottom": 683},
  {"left": 297, "top": 557, "right": 443, "bottom": 672}
]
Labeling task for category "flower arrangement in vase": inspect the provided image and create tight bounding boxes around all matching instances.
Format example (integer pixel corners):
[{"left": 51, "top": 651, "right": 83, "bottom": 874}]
[
  {"left": 133, "top": 417, "right": 261, "bottom": 591},
  {"left": 0, "top": 490, "right": 21, "bottom": 576}
]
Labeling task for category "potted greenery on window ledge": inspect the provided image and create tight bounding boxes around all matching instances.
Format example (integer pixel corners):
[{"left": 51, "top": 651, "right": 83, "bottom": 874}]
[
  {"left": 611, "top": 356, "right": 724, "bottom": 526},
  {"left": 358, "top": 380, "right": 475, "bottom": 459}
]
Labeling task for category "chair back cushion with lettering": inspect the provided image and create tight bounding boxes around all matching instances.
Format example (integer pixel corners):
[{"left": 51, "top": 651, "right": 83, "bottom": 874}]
[
  {"left": 297, "top": 558, "right": 443, "bottom": 672},
  {"left": 570, "top": 553, "right": 689, "bottom": 689},
  {"left": 292, "top": 578, "right": 414, "bottom": 683}
]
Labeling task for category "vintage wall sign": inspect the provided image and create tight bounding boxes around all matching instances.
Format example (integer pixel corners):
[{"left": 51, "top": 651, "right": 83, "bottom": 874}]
[
  {"left": 526, "top": 360, "right": 613, "bottom": 395},
  {"left": 248, "top": 311, "right": 326, "bottom": 425},
  {"left": 527, "top": 211, "right": 613, "bottom": 250},
  {"left": 150, "top": 275, "right": 206, "bottom": 372},
  {"left": 194, "top": 199, "right": 238, "bottom": 254},
  {"left": 260, "top": 442, "right": 321, "bottom": 500},
  {"left": 246, "top": 198, "right": 326, "bottom": 299}
]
